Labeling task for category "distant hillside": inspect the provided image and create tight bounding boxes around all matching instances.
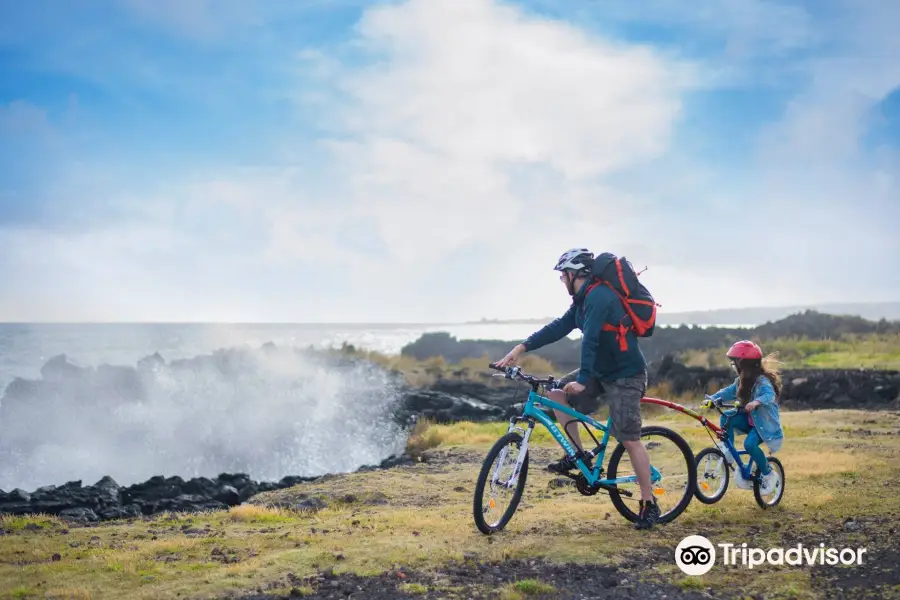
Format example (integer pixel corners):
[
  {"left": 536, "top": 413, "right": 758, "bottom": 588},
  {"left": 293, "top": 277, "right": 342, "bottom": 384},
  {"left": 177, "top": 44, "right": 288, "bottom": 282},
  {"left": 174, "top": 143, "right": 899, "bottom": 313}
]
[
  {"left": 469, "top": 302, "right": 900, "bottom": 327},
  {"left": 411, "top": 310, "right": 900, "bottom": 373}
]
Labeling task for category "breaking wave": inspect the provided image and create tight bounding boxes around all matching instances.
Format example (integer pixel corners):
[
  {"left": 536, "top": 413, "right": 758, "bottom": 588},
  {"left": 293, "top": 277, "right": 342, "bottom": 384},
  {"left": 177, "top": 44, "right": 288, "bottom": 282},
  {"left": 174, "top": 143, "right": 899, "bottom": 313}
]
[{"left": 0, "top": 343, "right": 409, "bottom": 491}]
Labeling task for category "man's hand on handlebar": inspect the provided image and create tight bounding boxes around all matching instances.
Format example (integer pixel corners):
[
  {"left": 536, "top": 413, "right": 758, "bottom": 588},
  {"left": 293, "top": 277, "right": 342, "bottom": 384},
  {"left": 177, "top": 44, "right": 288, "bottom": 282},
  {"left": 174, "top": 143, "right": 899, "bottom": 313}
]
[
  {"left": 488, "top": 362, "right": 519, "bottom": 378},
  {"left": 487, "top": 362, "right": 557, "bottom": 387},
  {"left": 493, "top": 344, "right": 526, "bottom": 368}
]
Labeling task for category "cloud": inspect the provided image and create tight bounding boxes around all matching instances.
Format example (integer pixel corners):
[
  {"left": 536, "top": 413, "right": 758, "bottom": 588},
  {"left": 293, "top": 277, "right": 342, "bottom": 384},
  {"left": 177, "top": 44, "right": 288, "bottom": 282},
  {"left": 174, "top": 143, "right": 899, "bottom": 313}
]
[
  {"left": 342, "top": 0, "right": 693, "bottom": 174},
  {"left": 289, "top": 0, "right": 695, "bottom": 270}
]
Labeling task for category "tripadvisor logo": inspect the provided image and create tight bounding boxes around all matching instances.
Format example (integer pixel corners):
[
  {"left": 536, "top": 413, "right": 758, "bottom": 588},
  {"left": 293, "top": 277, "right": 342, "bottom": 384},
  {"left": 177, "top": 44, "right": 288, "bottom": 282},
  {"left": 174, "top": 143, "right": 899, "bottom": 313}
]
[{"left": 675, "top": 535, "right": 868, "bottom": 575}]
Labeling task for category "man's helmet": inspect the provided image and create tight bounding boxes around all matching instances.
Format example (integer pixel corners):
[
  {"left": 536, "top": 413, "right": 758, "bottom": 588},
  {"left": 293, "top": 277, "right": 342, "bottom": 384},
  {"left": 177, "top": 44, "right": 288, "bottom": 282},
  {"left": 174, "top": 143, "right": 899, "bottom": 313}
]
[
  {"left": 553, "top": 248, "right": 593, "bottom": 273},
  {"left": 726, "top": 340, "right": 763, "bottom": 360}
]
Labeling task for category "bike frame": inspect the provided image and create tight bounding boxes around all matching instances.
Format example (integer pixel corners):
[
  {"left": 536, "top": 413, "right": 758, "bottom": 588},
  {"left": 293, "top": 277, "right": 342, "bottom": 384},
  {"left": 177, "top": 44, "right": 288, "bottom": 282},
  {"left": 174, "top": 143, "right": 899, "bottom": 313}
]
[
  {"left": 648, "top": 395, "right": 758, "bottom": 481},
  {"left": 498, "top": 387, "right": 663, "bottom": 490},
  {"left": 717, "top": 433, "right": 756, "bottom": 481},
  {"left": 640, "top": 397, "right": 724, "bottom": 435}
]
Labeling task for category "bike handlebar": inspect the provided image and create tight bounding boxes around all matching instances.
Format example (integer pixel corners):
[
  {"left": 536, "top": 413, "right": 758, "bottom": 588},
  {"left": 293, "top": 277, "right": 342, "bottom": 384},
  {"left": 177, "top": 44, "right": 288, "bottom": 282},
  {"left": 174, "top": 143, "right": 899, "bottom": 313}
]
[
  {"left": 488, "top": 363, "right": 559, "bottom": 388},
  {"left": 702, "top": 395, "right": 742, "bottom": 413}
]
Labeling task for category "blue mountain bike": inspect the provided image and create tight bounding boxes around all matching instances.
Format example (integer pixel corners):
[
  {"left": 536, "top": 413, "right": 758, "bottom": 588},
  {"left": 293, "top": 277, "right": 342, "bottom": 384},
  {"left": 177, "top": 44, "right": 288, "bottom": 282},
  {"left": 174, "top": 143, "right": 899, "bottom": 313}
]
[{"left": 473, "top": 364, "right": 697, "bottom": 534}]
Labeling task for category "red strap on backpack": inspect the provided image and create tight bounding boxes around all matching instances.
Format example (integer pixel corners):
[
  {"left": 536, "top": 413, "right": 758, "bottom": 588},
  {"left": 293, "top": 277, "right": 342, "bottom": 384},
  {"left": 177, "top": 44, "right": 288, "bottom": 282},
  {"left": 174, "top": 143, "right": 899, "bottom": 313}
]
[
  {"left": 602, "top": 322, "right": 630, "bottom": 351},
  {"left": 585, "top": 280, "right": 632, "bottom": 351}
]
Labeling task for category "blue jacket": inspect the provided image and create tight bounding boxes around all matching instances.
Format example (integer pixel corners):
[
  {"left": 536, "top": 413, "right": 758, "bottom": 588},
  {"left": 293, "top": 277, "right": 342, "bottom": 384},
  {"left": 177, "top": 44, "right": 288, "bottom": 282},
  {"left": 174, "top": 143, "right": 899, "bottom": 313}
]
[
  {"left": 711, "top": 375, "right": 784, "bottom": 453},
  {"left": 521, "top": 281, "right": 647, "bottom": 385}
]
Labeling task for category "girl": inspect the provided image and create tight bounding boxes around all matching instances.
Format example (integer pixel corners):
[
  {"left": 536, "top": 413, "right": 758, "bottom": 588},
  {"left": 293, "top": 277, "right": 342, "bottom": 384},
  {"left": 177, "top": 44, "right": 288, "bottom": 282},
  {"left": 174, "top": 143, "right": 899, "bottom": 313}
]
[{"left": 709, "top": 340, "right": 785, "bottom": 494}]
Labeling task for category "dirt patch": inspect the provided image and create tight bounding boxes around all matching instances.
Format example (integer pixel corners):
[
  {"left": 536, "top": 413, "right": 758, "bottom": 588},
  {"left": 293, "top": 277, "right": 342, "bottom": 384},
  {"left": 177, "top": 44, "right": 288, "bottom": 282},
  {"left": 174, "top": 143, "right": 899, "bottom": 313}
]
[
  {"left": 423, "top": 445, "right": 563, "bottom": 469},
  {"left": 420, "top": 447, "right": 488, "bottom": 467},
  {"left": 808, "top": 515, "right": 900, "bottom": 599},
  {"left": 238, "top": 557, "right": 713, "bottom": 599}
]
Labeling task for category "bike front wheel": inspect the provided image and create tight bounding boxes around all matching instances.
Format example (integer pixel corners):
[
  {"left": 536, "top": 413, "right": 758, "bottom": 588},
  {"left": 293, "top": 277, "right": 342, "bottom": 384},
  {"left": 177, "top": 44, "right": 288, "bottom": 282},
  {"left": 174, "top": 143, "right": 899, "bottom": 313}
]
[
  {"left": 473, "top": 431, "right": 529, "bottom": 535},
  {"left": 606, "top": 425, "right": 697, "bottom": 524},
  {"left": 695, "top": 446, "right": 730, "bottom": 504}
]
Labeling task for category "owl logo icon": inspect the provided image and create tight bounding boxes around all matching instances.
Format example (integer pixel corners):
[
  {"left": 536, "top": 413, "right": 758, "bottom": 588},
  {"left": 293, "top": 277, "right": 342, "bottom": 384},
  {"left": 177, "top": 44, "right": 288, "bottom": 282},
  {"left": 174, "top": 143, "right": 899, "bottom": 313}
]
[{"left": 676, "top": 535, "right": 716, "bottom": 575}]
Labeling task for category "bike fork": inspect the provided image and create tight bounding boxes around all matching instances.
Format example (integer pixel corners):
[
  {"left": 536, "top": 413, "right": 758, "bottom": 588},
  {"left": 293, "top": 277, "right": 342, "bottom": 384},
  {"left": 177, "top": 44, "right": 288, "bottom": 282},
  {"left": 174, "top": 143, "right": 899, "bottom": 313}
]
[{"left": 493, "top": 421, "right": 533, "bottom": 489}]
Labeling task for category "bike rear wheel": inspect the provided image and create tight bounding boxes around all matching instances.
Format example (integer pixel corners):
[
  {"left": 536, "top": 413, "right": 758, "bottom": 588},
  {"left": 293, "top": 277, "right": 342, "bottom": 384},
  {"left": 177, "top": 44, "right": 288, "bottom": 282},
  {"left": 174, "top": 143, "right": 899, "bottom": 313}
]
[
  {"left": 473, "top": 431, "right": 529, "bottom": 535},
  {"left": 753, "top": 456, "right": 785, "bottom": 509},
  {"left": 606, "top": 425, "right": 696, "bottom": 524}
]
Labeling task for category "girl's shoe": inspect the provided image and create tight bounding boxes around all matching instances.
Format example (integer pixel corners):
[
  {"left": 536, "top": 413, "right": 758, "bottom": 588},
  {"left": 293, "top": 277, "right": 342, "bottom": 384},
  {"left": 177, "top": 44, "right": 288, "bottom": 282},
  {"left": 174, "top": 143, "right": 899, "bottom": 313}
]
[
  {"left": 733, "top": 470, "right": 753, "bottom": 489},
  {"left": 759, "top": 470, "right": 777, "bottom": 495}
]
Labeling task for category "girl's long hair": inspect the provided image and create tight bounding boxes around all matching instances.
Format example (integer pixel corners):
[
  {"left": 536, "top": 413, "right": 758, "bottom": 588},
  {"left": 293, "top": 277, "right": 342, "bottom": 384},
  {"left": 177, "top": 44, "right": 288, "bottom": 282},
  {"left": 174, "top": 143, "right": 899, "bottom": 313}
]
[{"left": 737, "top": 352, "right": 783, "bottom": 403}]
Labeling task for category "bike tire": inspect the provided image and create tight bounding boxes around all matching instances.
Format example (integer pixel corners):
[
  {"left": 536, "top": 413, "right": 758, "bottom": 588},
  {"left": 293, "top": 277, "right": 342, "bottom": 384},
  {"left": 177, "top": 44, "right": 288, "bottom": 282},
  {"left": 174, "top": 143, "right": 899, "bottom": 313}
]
[
  {"left": 472, "top": 432, "right": 529, "bottom": 535},
  {"left": 753, "top": 456, "right": 785, "bottom": 509},
  {"left": 694, "top": 446, "right": 730, "bottom": 504},
  {"left": 606, "top": 425, "right": 697, "bottom": 524}
]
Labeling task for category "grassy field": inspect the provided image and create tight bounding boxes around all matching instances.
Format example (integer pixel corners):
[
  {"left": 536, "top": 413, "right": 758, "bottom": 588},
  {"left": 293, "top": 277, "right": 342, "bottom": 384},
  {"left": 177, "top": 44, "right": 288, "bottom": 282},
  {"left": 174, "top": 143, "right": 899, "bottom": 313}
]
[
  {"left": 3, "top": 408, "right": 899, "bottom": 600},
  {"left": 680, "top": 333, "right": 900, "bottom": 371}
]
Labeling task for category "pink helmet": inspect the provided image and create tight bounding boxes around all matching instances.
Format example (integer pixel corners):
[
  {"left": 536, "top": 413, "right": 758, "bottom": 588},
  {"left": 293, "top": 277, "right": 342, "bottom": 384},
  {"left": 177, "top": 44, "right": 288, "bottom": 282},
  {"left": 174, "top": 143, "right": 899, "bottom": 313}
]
[{"left": 726, "top": 340, "right": 763, "bottom": 360}]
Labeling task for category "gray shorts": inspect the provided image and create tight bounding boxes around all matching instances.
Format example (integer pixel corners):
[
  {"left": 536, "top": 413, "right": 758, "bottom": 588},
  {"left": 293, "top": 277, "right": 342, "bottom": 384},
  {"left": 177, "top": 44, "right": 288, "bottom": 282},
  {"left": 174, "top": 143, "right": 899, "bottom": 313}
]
[{"left": 558, "top": 369, "right": 647, "bottom": 442}]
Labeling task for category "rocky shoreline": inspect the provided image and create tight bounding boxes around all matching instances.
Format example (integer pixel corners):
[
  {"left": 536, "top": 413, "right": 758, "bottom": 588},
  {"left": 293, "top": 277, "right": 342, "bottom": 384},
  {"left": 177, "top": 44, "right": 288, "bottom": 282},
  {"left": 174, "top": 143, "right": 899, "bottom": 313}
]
[{"left": 0, "top": 454, "right": 413, "bottom": 524}]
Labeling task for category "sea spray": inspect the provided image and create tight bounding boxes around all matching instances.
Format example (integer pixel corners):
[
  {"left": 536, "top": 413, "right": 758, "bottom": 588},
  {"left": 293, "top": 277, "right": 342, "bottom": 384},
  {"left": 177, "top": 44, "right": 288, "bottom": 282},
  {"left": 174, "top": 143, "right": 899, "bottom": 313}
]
[{"left": 0, "top": 344, "right": 409, "bottom": 490}]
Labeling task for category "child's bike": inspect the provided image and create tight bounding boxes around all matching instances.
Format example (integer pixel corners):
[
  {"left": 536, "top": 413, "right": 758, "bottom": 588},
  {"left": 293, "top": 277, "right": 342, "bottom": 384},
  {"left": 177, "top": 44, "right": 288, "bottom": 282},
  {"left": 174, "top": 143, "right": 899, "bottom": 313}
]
[
  {"left": 473, "top": 364, "right": 697, "bottom": 535},
  {"left": 693, "top": 396, "right": 785, "bottom": 509}
]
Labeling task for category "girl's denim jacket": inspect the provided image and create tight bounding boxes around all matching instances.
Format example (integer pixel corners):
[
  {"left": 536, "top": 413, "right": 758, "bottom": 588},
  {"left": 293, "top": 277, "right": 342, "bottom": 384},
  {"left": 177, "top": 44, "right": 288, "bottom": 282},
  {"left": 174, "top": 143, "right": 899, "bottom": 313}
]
[{"left": 711, "top": 375, "right": 784, "bottom": 453}]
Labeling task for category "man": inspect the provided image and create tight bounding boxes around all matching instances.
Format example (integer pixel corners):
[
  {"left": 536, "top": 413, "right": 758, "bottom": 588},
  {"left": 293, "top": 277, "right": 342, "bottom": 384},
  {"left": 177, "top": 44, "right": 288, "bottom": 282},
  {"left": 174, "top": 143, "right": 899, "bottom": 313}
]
[{"left": 493, "top": 248, "right": 660, "bottom": 530}]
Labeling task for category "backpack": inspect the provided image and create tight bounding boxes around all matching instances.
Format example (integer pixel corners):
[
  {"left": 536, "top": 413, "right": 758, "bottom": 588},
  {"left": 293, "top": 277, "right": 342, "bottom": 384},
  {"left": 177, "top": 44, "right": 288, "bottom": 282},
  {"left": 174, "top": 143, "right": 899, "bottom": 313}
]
[{"left": 585, "top": 252, "right": 660, "bottom": 351}]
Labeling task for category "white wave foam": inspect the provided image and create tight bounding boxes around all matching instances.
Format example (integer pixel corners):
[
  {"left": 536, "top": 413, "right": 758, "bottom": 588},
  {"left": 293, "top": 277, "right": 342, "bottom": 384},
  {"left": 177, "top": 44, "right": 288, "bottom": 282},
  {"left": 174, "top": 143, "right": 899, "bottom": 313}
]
[{"left": 0, "top": 345, "right": 409, "bottom": 491}]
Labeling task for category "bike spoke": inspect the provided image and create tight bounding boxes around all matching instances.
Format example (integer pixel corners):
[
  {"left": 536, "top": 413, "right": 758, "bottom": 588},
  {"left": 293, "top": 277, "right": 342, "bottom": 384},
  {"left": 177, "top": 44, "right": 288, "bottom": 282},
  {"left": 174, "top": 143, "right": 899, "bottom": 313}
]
[{"left": 698, "top": 453, "right": 727, "bottom": 498}]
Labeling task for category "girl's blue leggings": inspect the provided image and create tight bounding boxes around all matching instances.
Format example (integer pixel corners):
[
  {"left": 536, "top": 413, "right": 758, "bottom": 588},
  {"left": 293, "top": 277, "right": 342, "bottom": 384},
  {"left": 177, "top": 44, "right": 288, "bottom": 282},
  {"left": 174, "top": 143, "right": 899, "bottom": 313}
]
[{"left": 719, "top": 411, "right": 770, "bottom": 476}]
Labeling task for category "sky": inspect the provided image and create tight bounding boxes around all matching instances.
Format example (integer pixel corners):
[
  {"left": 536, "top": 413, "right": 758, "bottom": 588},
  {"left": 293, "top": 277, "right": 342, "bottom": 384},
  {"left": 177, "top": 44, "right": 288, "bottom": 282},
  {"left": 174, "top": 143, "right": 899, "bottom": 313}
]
[{"left": 0, "top": 0, "right": 898, "bottom": 323}]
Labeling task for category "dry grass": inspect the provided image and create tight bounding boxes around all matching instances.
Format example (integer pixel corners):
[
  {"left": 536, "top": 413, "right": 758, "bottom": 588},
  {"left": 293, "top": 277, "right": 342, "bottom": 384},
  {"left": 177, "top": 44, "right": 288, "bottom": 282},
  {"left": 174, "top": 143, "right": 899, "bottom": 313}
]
[
  {"left": 0, "top": 514, "right": 66, "bottom": 532},
  {"left": 42, "top": 588, "right": 94, "bottom": 600},
  {"left": 404, "top": 418, "right": 448, "bottom": 458},
  {"left": 2, "top": 409, "right": 899, "bottom": 600},
  {"left": 224, "top": 505, "right": 296, "bottom": 524}
]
